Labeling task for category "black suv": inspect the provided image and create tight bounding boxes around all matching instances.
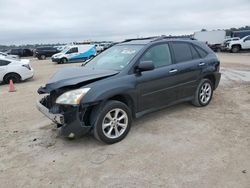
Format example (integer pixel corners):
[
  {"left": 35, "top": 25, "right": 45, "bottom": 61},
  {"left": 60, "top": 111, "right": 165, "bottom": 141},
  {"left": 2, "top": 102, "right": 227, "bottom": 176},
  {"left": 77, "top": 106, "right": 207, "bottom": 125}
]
[
  {"left": 37, "top": 36, "right": 221, "bottom": 144},
  {"left": 34, "top": 47, "right": 60, "bottom": 60},
  {"left": 7, "top": 48, "right": 33, "bottom": 57}
]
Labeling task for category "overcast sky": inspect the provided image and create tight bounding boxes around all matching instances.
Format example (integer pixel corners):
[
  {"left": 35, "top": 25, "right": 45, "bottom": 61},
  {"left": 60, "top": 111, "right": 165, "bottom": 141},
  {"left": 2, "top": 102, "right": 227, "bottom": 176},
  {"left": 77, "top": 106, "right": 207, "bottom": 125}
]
[{"left": 0, "top": 0, "right": 249, "bottom": 45}]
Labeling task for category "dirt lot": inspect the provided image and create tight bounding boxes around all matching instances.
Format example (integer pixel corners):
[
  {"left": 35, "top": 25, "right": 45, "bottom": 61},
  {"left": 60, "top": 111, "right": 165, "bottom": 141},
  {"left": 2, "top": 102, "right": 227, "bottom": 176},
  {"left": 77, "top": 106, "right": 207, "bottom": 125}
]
[{"left": 0, "top": 53, "right": 249, "bottom": 188}]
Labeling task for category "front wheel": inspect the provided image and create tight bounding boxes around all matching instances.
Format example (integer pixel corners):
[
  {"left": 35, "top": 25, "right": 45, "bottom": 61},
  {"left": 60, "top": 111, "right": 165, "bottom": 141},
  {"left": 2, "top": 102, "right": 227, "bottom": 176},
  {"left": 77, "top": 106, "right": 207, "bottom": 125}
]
[
  {"left": 60, "top": 58, "right": 67, "bottom": 64},
  {"left": 231, "top": 45, "right": 240, "bottom": 53},
  {"left": 91, "top": 100, "right": 132, "bottom": 144},
  {"left": 192, "top": 79, "right": 213, "bottom": 107}
]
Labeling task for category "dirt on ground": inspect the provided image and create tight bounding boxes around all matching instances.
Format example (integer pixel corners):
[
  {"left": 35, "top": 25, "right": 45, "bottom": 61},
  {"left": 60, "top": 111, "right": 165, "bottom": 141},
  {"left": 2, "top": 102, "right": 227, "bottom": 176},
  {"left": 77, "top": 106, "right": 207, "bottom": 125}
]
[{"left": 0, "top": 53, "right": 249, "bottom": 188}]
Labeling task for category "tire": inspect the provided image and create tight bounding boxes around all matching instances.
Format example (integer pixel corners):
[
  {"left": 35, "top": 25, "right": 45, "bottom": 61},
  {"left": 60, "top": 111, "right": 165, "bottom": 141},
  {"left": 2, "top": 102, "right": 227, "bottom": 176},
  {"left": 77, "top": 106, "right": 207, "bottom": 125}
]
[
  {"left": 91, "top": 100, "right": 132, "bottom": 144},
  {"left": 4, "top": 73, "right": 21, "bottom": 84},
  {"left": 40, "top": 55, "right": 46, "bottom": 60},
  {"left": 60, "top": 58, "right": 67, "bottom": 64},
  {"left": 192, "top": 79, "right": 214, "bottom": 107},
  {"left": 231, "top": 45, "right": 240, "bottom": 53}
]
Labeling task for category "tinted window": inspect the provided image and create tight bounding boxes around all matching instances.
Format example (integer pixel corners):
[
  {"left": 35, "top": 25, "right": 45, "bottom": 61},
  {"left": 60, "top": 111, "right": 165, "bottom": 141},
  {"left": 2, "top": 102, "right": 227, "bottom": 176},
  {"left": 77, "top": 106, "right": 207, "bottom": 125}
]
[
  {"left": 245, "top": 37, "right": 250, "bottom": 41},
  {"left": 190, "top": 45, "right": 200, "bottom": 59},
  {"left": 0, "top": 60, "right": 11, "bottom": 66},
  {"left": 172, "top": 42, "right": 192, "bottom": 63},
  {"left": 194, "top": 46, "right": 208, "bottom": 58},
  {"left": 141, "top": 44, "right": 172, "bottom": 68}
]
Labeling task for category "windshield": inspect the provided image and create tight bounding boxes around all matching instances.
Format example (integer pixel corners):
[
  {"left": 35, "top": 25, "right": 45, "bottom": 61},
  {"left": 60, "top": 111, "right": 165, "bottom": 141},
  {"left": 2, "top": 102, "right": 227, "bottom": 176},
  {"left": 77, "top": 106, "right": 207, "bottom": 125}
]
[
  {"left": 85, "top": 44, "right": 143, "bottom": 71},
  {"left": 61, "top": 46, "right": 71, "bottom": 53}
]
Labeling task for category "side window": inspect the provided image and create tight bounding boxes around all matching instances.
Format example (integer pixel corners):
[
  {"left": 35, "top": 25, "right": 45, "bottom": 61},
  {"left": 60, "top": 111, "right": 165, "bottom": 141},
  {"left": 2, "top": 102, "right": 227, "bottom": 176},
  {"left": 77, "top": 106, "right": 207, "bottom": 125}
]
[
  {"left": 66, "top": 47, "right": 78, "bottom": 54},
  {"left": 141, "top": 44, "right": 172, "bottom": 68},
  {"left": 0, "top": 60, "right": 11, "bottom": 66},
  {"left": 194, "top": 46, "right": 208, "bottom": 58},
  {"left": 245, "top": 37, "right": 250, "bottom": 41},
  {"left": 172, "top": 42, "right": 193, "bottom": 63},
  {"left": 190, "top": 45, "right": 200, "bottom": 59}
]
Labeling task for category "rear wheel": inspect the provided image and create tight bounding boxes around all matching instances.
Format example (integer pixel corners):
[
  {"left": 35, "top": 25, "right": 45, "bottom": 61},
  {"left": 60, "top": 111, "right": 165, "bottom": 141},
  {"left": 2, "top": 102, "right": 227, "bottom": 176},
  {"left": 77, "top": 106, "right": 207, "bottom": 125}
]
[
  {"left": 192, "top": 79, "right": 213, "bottom": 107},
  {"left": 91, "top": 100, "right": 132, "bottom": 144},
  {"left": 4, "top": 73, "right": 21, "bottom": 84}
]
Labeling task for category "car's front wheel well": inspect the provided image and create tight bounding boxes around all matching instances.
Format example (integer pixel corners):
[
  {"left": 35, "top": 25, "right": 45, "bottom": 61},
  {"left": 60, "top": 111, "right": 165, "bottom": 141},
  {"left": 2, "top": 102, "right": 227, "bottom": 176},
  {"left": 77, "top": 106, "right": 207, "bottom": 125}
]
[
  {"left": 203, "top": 75, "right": 215, "bottom": 89},
  {"left": 232, "top": 44, "right": 242, "bottom": 49},
  {"left": 108, "top": 95, "right": 135, "bottom": 117}
]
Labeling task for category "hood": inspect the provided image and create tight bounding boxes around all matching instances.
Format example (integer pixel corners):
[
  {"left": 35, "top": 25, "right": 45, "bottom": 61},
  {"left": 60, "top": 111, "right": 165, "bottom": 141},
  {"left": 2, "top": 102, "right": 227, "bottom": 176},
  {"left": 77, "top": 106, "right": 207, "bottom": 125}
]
[
  {"left": 52, "top": 52, "right": 63, "bottom": 58},
  {"left": 38, "top": 67, "right": 118, "bottom": 94}
]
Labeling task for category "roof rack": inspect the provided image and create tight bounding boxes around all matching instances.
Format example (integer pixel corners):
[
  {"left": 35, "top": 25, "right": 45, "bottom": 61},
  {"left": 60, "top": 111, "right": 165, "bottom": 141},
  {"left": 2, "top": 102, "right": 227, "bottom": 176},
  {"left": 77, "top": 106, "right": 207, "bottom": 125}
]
[
  {"left": 152, "top": 35, "right": 196, "bottom": 42},
  {"left": 121, "top": 36, "right": 158, "bottom": 43},
  {"left": 121, "top": 35, "right": 196, "bottom": 44}
]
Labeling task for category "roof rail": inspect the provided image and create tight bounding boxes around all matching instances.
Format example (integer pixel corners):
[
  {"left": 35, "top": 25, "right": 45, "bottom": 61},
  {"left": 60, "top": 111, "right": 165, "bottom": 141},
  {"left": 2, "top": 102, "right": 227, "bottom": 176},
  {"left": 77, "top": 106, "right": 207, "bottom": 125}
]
[
  {"left": 121, "top": 36, "right": 158, "bottom": 43},
  {"left": 153, "top": 35, "right": 195, "bottom": 42}
]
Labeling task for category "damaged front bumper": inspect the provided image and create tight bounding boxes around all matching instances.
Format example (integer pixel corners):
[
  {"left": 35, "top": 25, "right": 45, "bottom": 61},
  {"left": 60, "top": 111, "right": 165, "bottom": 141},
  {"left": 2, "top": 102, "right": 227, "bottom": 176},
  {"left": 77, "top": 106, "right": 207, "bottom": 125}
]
[{"left": 36, "top": 96, "right": 92, "bottom": 138}]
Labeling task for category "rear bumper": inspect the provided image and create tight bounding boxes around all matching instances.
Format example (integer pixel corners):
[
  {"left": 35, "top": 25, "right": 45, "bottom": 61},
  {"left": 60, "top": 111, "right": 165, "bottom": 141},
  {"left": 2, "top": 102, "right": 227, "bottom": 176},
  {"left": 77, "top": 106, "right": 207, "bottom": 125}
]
[
  {"left": 214, "top": 72, "right": 221, "bottom": 90},
  {"left": 36, "top": 98, "right": 92, "bottom": 137}
]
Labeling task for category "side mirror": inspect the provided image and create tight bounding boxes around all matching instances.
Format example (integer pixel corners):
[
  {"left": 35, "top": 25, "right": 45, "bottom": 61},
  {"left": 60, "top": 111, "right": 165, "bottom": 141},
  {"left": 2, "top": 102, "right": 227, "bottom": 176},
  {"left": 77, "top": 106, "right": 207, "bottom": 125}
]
[{"left": 136, "top": 61, "right": 155, "bottom": 73}]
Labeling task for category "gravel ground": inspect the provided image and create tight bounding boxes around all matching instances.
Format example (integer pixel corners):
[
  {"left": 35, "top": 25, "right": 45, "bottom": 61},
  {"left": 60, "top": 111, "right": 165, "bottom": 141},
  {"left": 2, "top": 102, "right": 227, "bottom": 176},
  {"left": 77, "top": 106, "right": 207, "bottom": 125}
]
[{"left": 0, "top": 53, "right": 249, "bottom": 188}]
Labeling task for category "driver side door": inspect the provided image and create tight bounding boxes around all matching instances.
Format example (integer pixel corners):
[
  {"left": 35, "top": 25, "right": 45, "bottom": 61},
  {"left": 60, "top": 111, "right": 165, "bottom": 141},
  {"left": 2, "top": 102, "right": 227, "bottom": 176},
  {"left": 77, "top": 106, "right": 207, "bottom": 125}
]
[
  {"left": 242, "top": 36, "right": 250, "bottom": 49},
  {"left": 136, "top": 43, "right": 179, "bottom": 112}
]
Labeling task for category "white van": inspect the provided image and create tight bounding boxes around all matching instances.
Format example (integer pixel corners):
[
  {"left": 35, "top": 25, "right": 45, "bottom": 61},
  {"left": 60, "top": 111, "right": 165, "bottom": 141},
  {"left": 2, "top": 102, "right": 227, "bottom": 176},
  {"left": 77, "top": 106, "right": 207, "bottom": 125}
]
[{"left": 51, "top": 44, "right": 96, "bottom": 64}]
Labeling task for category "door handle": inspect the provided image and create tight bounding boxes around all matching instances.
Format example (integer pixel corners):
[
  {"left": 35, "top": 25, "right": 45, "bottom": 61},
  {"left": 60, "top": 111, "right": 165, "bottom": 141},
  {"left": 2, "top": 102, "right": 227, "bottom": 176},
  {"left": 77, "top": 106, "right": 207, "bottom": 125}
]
[
  {"left": 169, "top": 69, "right": 178, "bottom": 73},
  {"left": 199, "top": 62, "right": 205, "bottom": 66}
]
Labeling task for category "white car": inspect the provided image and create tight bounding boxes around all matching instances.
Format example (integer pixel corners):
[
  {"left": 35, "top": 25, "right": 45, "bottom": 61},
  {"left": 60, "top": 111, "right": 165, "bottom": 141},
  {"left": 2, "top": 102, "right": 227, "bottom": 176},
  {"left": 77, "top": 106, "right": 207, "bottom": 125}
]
[
  {"left": 227, "top": 35, "right": 250, "bottom": 53},
  {"left": 0, "top": 56, "right": 34, "bottom": 84},
  {"left": 0, "top": 52, "right": 20, "bottom": 59}
]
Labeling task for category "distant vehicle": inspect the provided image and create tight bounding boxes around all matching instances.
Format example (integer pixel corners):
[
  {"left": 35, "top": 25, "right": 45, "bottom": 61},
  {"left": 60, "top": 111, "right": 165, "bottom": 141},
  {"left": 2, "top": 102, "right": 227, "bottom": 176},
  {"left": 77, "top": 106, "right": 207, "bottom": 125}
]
[
  {"left": 220, "top": 37, "right": 240, "bottom": 51},
  {"left": 51, "top": 44, "right": 96, "bottom": 64},
  {"left": 34, "top": 47, "right": 60, "bottom": 60},
  {"left": 232, "top": 30, "right": 250, "bottom": 39},
  {"left": 95, "top": 44, "right": 104, "bottom": 53},
  {"left": 0, "top": 52, "right": 20, "bottom": 59},
  {"left": 226, "top": 35, "right": 250, "bottom": 53},
  {"left": 7, "top": 48, "right": 33, "bottom": 57},
  {"left": 0, "top": 56, "right": 34, "bottom": 84},
  {"left": 194, "top": 30, "right": 226, "bottom": 52}
]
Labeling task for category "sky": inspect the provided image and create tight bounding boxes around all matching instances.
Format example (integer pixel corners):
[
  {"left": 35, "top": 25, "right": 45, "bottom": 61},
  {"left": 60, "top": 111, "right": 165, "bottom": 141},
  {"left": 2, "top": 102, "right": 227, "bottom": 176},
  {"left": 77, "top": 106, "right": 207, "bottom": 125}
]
[{"left": 0, "top": 0, "right": 249, "bottom": 45}]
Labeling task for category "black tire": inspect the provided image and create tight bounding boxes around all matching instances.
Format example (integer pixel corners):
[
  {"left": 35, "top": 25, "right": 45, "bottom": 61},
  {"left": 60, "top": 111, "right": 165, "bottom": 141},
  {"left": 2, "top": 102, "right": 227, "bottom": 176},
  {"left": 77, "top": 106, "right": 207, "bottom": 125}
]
[
  {"left": 4, "top": 73, "right": 21, "bottom": 84},
  {"left": 192, "top": 79, "right": 214, "bottom": 107},
  {"left": 40, "top": 55, "right": 46, "bottom": 60},
  {"left": 60, "top": 58, "right": 67, "bottom": 64},
  {"left": 231, "top": 45, "right": 240, "bottom": 53},
  {"left": 91, "top": 100, "right": 132, "bottom": 144}
]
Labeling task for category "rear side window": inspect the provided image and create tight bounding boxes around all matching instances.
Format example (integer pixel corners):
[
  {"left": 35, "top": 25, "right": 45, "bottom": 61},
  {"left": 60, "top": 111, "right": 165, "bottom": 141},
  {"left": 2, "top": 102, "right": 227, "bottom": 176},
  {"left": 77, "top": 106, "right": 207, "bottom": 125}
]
[
  {"left": 0, "top": 60, "right": 11, "bottom": 66},
  {"left": 190, "top": 45, "right": 200, "bottom": 59},
  {"left": 194, "top": 46, "right": 208, "bottom": 58},
  {"left": 141, "top": 43, "right": 172, "bottom": 68},
  {"left": 172, "top": 42, "right": 192, "bottom": 63}
]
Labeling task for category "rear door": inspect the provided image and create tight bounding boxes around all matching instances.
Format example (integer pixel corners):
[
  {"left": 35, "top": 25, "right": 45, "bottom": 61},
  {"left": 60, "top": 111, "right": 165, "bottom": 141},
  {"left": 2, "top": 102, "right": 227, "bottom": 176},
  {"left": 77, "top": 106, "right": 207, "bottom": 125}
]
[
  {"left": 136, "top": 43, "right": 179, "bottom": 112},
  {"left": 170, "top": 42, "right": 206, "bottom": 99}
]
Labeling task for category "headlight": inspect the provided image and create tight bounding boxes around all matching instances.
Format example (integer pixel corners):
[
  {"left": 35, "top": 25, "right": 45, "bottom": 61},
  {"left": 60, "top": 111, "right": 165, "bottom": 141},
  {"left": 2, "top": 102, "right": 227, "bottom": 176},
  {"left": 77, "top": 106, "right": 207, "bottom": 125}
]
[{"left": 56, "top": 88, "right": 90, "bottom": 105}]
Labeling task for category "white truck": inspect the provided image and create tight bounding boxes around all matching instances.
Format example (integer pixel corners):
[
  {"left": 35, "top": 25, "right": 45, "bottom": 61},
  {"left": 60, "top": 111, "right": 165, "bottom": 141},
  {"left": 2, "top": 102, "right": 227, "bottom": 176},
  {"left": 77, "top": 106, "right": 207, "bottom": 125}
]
[
  {"left": 194, "top": 30, "right": 226, "bottom": 52},
  {"left": 226, "top": 35, "right": 250, "bottom": 53}
]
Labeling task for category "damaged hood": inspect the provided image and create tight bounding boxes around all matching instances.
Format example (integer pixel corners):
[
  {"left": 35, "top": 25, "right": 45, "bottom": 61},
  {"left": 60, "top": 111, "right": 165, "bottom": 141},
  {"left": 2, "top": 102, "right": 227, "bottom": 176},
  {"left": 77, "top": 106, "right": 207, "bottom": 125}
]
[{"left": 38, "top": 67, "right": 118, "bottom": 93}]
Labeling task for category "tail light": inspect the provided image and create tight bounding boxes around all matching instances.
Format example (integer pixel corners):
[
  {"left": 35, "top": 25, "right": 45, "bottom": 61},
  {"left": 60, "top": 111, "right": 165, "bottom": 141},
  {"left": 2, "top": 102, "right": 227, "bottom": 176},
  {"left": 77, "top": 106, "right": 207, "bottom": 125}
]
[{"left": 22, "top": 64, "right": 31, "bottom": 70}]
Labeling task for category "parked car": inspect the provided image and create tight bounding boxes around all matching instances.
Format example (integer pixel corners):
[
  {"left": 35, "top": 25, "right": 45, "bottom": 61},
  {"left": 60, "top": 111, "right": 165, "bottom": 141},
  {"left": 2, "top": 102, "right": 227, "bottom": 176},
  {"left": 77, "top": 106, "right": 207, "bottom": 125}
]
[
  {"left": 51, "top": 44, "right": 96, "bottom": 64},
  {"left": 0, "top": 56, "right": 34, "bottom": 84},
  {"left": 34, "top": 47, "right": 60, "bottom": 60},
  {"left": 194, "top": 30, "right": 226, "bottom": 52},
  {"left": 36, "top": 36, "right": 221, "bottom": 144},
  {"left": 7, "top": 48, "right": 33, "bottom": 57},
  {"left": 0, "top": 52, "right": 20, "bottom": 59},
  {"left": 220, "top": 37, "right": 240, "bottom": 51},
  {"left": 226, "top": 35, "right": 250, "bottom": 53}
]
